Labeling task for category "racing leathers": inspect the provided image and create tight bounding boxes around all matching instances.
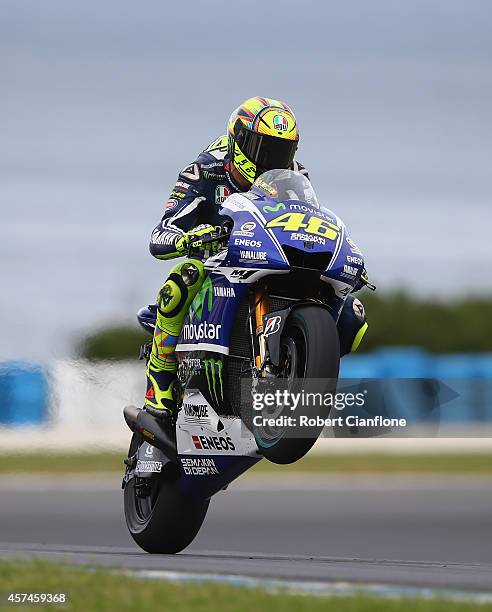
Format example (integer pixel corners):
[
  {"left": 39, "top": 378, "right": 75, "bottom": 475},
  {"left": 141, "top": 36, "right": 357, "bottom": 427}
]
[
  {"left": 149, "top": 135, "right": 309, "bottom": 261},
  {"left": 142, "top": 135, "right": 368, "bottom": 417}
]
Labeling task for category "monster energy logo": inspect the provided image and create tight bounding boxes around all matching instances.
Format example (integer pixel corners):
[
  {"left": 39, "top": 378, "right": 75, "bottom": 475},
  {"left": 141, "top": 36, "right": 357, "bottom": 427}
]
[
  {"left": 191, "top": 276, "right": 213, "bottom": 321},
  {"left": 203, "top": 358, "right": 223, "bottom": 405}
]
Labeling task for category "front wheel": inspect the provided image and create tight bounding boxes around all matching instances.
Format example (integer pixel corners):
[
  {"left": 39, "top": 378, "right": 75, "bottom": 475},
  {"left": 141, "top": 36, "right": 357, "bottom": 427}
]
[
  {"left": 123, "top": 434, "right": 210, "bottom": 553},
  {"left": 254, "top": 305, "right": 340, "bottom": 464}
]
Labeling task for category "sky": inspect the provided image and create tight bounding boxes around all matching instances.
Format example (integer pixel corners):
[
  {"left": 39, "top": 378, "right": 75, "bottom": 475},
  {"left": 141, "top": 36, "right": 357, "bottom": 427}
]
[{"left": 1, "top": 0, "right": 492, "bottom": 360}]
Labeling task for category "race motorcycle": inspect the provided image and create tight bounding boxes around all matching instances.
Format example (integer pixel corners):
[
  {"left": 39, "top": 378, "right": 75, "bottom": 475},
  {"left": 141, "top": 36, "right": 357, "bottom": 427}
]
[{"left": 122, "top": 169, "right": 369, "bottom": 554}]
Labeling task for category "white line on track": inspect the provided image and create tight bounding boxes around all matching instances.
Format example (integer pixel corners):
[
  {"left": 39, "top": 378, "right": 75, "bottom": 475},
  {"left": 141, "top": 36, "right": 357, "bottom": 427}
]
[
  {"left": 1, "top": 473, "right": 492, "bottom": 492},
  {"left": 127, "top": 568, "right": 492, "bottom": 604},
  {"left": 2, "top": 544, "right": 492, "bottom": 598}
]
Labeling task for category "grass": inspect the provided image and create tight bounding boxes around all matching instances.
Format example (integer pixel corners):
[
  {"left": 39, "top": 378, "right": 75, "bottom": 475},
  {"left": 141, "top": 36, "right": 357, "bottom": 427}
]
[
  {"left": 0, "top": 560, "right": 490, "bottom": 612},
  {"left": 0, "top": 451, "right": 491, "bottom": 476}
]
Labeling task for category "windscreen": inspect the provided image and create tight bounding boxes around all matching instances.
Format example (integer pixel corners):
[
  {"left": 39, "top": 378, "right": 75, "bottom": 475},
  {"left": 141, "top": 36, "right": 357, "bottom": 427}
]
[{"left": 251, "top": 169, "right": 320, "bottom": 209}]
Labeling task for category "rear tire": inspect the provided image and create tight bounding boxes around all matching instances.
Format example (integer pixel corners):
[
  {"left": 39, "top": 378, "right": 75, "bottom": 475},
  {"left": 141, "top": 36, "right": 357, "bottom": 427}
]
[
  {"left": 123, "top": 434, "right": 210, "bottom": 554},
  {"left": 254, "top": 305, "right": 340, "bottom": 464}
]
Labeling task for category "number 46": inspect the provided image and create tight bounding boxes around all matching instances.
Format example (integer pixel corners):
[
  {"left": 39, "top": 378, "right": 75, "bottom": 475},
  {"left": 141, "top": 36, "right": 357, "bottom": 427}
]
[{"left": 266, "top": 212, "right": 339, "bottom": 241}]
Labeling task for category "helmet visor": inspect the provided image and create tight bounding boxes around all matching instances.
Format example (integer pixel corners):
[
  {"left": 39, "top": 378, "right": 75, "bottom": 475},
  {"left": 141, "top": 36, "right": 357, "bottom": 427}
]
[{"left": 235, "top": 123, "right": 298, "bottom": 174}]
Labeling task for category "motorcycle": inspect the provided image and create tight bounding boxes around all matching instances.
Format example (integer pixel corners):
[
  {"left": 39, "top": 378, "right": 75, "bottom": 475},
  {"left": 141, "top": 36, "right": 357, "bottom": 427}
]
[{"left": 122, "top": 169, "right": 368, "bottom": 553}]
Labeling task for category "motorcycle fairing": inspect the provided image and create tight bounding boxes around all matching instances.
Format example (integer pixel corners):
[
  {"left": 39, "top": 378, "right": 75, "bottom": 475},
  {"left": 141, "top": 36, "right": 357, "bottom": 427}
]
[
  {"left": 321, "top": 227, "right": 365, "bottom": 320},
  {"left": 174, "top": 388, "right": 261, "bottom": 499},
  {"left": 177, "top": 185, "right": 365, "bottom": 351},
  {"left": 219, "top": 192, "right": 365, "bottom": 313},
  {"left": 207, "top": 192, "right": 290, "bottom": 285},
  {"left": 175, "top": 275, "right": 246, "bottom": 355},
  {"left": 176, "top": 454, "right": 261, "bottom": 499},
  {"left": 176, "top": 389, "right": 258, "bottom": 457},
  {"left": 254, "top": 196, "right": 342, "bottom": 255}
]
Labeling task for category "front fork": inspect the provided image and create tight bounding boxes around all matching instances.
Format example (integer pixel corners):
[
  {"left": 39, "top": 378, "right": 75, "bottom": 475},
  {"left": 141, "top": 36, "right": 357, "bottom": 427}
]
[{"left": 250, "top": 282, "right": 270, "bottom": 372}]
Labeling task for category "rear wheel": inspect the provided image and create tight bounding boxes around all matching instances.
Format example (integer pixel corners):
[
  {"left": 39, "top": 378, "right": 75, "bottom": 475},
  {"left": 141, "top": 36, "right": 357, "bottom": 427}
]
[
  {"left": 253, "top": 305, "right": 340, "bottom": 464},
  {"left": 123, "top": 434, "right": 210, "bottom": 553}
]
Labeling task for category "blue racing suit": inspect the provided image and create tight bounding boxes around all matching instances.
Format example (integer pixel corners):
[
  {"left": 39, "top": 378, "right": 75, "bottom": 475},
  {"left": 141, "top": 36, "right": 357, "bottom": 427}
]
[{"left": 149, "top": 135, "right": 309, "bottom": 260}]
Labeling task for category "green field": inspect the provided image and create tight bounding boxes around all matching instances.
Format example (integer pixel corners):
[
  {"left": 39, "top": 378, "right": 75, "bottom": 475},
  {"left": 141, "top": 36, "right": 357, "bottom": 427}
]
[
  {"left": 0, "top": 451, "right": 491, "bottom": 475},
  {"left": 0, "top": 560, "right": 489, "bottom": 612}
]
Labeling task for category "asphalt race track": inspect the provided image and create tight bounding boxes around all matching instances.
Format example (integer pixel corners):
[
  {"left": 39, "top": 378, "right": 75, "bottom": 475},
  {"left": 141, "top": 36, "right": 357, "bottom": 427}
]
[{"left": 1, "top": 474, "right": 492, "bottom": 592}]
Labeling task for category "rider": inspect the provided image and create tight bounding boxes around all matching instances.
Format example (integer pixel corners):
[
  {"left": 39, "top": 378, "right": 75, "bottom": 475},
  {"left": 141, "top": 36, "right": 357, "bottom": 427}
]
[{"left": 143, "top": 97, "right": 368, "bottom": 419}]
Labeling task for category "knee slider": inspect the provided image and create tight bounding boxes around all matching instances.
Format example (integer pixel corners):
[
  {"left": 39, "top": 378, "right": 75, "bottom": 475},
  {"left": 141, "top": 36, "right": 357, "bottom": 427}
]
[
  {"left": 157, "top": 273, "right": 189, "bottom": 318},
  {"left": 338, "top": 295, "right": 368, "bottom": 356}
]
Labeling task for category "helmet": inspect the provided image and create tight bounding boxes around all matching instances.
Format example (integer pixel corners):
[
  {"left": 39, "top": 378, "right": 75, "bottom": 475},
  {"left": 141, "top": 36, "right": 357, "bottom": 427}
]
[{"left": 227, "top": 97, "right": 299, "bottom": 185}]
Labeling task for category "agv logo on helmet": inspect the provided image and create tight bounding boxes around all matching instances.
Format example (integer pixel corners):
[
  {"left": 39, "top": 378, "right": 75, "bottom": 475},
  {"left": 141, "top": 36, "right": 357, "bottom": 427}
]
[{"left": 273, "top": 114, "right": 288, "bottom": 132}]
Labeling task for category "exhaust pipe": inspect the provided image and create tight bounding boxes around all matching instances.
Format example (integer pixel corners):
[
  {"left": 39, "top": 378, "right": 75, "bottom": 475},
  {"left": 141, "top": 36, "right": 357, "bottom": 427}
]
[{"left": 123, "top": 405, "right": 177, "bottom": 463}]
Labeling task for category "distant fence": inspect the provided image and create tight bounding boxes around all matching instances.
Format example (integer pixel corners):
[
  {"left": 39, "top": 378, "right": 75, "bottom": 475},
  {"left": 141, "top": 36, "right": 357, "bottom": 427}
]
[
  {"left": 1, "top": 349, "right": 492, "bottom": 428},
  {"left": 344, "top": 348, "right": 492, "bottom": 424},
  {"left": 340, "top": 348, "right": 492, "bottom": 379},
  {"left": 0, "top": 362, "right": 49, "bottom": 426}
]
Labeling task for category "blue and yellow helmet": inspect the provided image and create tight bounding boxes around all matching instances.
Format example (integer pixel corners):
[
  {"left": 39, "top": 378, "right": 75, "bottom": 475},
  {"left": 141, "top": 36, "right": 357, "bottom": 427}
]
[{"left": 227, "top": 97, "right": 299, "bottom": 184}]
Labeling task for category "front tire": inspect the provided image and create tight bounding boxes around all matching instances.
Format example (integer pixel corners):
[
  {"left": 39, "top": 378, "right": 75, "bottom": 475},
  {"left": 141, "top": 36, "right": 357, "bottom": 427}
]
[
  {"left": 123, "top": 434, "right": 210, "bottom": 554},
  {"left": 254, "top": 306, "right": 340, "bottom": 464}
]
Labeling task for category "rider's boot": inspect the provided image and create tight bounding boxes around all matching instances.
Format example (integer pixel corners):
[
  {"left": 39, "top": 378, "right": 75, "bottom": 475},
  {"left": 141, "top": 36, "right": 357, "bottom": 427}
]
[
  {"left": 144, "top": 259, "right": 207, "bottom": 420},
  {"left": 144, "top": 364, "right": 179, "bottom": 420}
]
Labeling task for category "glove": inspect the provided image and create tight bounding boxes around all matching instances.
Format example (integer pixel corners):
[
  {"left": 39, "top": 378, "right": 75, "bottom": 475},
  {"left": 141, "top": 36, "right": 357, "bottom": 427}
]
[{"left": 175, "top": 224, "right": 221, "bottom": 256}]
